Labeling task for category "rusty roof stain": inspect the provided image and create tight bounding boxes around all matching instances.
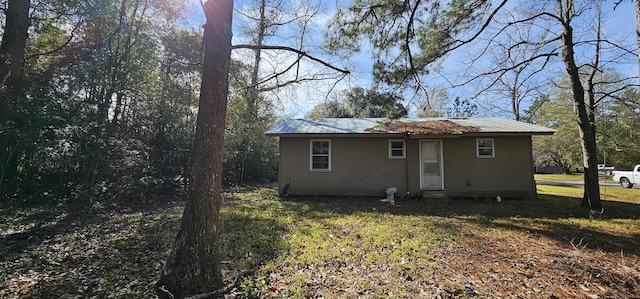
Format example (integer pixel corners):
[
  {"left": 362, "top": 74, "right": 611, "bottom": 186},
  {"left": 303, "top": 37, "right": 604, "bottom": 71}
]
[{"left": 365, "top": 120, "right": 480, "bottom": 135}]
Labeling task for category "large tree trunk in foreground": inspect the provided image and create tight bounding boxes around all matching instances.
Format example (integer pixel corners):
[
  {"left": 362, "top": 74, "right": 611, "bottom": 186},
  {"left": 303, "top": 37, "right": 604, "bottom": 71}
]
[
  {"left": 0, "top": 0, "right": 31, "bottom": 196},
  {"left": 156, "top": 0, "right": 233, "bottom": 297},
  {"left": 558, "top": 3, "right": 602, "bottom": 211},
  {"left": 0, "top": 0, "right": 30, "bottom": 91}
]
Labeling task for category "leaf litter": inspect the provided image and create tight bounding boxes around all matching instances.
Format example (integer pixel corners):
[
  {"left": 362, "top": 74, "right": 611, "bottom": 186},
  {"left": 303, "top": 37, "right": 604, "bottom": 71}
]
[{"left": 0, "top": 193, "right": 638, "bottom": 298}]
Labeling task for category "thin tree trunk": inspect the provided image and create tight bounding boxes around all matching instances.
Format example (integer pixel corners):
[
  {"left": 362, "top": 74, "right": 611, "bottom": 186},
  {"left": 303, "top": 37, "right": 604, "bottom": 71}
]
[
  {"left": 156, "top": 0, "right": 233, "bottom": 297},
  {"left": 235, "top": 0, "right": 267, "bottom": 185},
  {"left": 558, "top": 0, "right": 602, "bottom": 210},
  {"left": 510, "top": 72, "right": 520, "bottom": 121},
  {"left": 248, "top": 0, "right": 266, "bottom": 117},
  {"left": 635, "top": 0, "right": 640, "bottom": 82},
  {"left": 111, "top": 0, "right": 144, "bottom": 129}
]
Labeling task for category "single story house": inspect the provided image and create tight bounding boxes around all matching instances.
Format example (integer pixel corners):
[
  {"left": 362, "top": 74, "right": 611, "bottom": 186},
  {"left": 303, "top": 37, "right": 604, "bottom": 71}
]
[{"left": 265, "top": 117, "right": 555, "bottom": 199}]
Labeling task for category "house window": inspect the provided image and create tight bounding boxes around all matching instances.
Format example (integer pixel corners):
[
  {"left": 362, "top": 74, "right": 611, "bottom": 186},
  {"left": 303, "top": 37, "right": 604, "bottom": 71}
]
[
  {"left": 310, "top": 140, "right": 331, "bottom": 171},
  {"left": 476, "top": 138, "right": 495, "bottom": 158},
  {"left": 389, "top": 140, "right": 406, "bottom": 158}
]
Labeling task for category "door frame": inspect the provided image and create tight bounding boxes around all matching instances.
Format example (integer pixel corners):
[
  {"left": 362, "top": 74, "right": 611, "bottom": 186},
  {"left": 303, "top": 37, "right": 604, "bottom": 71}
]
[{"left": 419, "top": 139, "right": 444, "bottom": 190}]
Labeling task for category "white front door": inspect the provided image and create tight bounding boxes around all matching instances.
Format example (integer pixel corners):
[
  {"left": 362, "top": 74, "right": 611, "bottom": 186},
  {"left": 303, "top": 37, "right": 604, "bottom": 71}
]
[{"left": 420, "top": 140, "right": 443, "bottom": 190}]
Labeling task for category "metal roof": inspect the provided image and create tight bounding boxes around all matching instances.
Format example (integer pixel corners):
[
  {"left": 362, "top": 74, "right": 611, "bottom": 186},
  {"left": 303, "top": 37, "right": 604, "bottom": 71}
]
[{"left": 265, "top": 117, "right": 555, "bottom": 136}]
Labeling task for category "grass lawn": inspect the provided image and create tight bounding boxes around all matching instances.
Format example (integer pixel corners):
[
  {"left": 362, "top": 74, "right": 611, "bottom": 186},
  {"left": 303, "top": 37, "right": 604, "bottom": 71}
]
[
  {"left": 535, "top": 173, "right": 612, "bottom": 182},
  {"left": 1, "top": 187, "right": 639, "bottom": 298}
]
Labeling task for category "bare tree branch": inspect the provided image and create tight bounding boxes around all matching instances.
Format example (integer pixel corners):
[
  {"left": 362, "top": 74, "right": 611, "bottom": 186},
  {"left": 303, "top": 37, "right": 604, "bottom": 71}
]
[
  {"left": 232, "top": 44, "right": 351, "bottom": 74},
  {"left": 456, "top": 52, "right": 557, "bottom": 89},
  {"left": 258, "top": 72, "right": 349, "bottom": 93},
  {"left": 405, "top": 0, "right": 421, "bottom": 89}
]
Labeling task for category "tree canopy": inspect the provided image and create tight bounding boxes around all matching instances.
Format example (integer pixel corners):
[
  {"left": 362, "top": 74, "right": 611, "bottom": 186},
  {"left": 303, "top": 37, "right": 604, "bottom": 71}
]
[{"left": 306, "top": 87, "right": 408, "bottom": 118}]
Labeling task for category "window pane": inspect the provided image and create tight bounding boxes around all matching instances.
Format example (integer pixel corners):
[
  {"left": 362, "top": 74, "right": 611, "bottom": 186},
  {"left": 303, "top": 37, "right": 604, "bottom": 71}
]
[
  {"left": 391, "top": 149, "right": 404, "bottom": 157},
  {"left": 312, "top": 156, "right": 329, "bottom": 169},
  {"left": 422, "top": 142, "right": 439, "bottom": 159},
  {"left": 312, "top": 141, "right": 329, "bottom": 154},
  {"left": 478, "top": 148, "right": 493, "bottom": 156},
  {"left": 478, "top": 139, "right": 492, "bottom": 147},
  {"left": 477, "top": 139, "right": 494, "bottom": 158},
  {"left": 423, "top": 161, "right": 440, "bottom": 174},
  {"left": 391, "top": 141, "right": 404, "bottom": 149}
]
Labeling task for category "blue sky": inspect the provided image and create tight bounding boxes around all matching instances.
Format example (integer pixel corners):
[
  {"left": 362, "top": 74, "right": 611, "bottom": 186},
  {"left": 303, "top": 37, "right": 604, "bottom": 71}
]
[{"left": 184, "top": 0, "right": 639, "bottom": 118}]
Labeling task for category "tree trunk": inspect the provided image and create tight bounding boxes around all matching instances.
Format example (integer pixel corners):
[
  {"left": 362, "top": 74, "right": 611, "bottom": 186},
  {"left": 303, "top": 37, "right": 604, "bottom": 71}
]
[
  {"left": 633, "top": 0, "right": 640, "bottom": 84},
  {"left": 0, "top": 0, "right": 31, "bottom": 196},
  {"left": 510, "top": 70, "right": 521, "bottom": 121},
  {"left": 248, "top": 0, "right": 266, "bottom": 117},
  {"left": 635, "top": 0, "right": 640, "bottom": 80},
  {"left": 558, "top": 1, "right": 602, "bottom": 211},
  {"left": 234, "top": 0, "right": 267, "bottom": 186},
  {"left": 156, "top": 0, "right": 234, "bottom": 298},
  {"left": 0, "top": 0, "right": 30, "bottom": 92}
]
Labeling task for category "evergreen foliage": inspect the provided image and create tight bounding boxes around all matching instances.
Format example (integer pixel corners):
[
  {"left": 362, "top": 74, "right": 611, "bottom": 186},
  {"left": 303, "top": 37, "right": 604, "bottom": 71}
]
[
  {"left": 0, "top": 0, "right": 278, "bottom": 207},
  {"left": 447, "top": 97, "right": 477, "bottom": 117},
  {"left": 306, "top": 87, "right": 408, "bottom": 119}
]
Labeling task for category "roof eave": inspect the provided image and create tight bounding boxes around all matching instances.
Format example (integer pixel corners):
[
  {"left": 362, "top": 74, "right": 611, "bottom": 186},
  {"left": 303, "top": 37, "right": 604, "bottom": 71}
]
[
  {"left": 461, "top": 131, "right": 555, "bottom": 136},
  {"left": 264, "top": 132, "right": 406, "bottom": 138}
]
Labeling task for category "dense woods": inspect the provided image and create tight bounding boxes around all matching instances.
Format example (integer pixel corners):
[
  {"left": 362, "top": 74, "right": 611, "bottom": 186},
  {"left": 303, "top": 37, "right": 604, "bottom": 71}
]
[{"left": 0, "top": 0, "right": 280, "bottom": 207}]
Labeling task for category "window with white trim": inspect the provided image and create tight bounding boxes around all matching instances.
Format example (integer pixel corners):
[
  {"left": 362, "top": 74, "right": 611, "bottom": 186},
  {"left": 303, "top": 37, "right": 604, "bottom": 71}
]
[
  {"left": 476, "top": 138, "right": 495, "bottom": 158},
  {"left": 389, "top": 140, "right": 406, "bottom": 159},
  {"left": 310, "top": 140, "right": 331, "bottom": 171}
]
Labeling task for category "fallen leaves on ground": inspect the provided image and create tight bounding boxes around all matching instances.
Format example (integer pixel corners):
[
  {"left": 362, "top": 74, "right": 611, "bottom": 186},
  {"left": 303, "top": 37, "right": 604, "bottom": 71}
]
[
  {"left": 1, "top": 194, "right": 639, "bottom": 298},
  {"left": 0, "top": 202, "right": 182, "bottom": 298}
]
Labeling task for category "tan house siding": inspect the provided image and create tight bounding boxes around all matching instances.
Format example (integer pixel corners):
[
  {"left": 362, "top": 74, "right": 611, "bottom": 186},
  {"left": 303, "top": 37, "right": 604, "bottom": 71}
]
[
  {"left": 406, "top": 139, "right": 421, "bottom": 195},
  {"left": 278, "top": 135, "right": 536, "bottom": 198},
  {"left": 268, "top": 118, "right": 552, "bottom": 199},
  {"left": 441, "top": 136, "right": 535, "bottom": 198},
  {"left": 279, "top": 137, "right": 407, "bottom": 197}
]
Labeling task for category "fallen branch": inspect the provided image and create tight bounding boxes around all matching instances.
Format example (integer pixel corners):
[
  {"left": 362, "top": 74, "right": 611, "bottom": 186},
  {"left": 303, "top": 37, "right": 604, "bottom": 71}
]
[
  {"left": 570, "top": 236, "right": 588, "bottom": 251},
  {"left": 158, "top": 285, "right": 175, "bottom": 299}
]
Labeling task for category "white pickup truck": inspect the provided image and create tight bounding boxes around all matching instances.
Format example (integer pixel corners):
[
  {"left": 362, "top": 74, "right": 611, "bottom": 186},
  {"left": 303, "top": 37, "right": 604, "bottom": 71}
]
[
  {"left": 597, "top": 164, "right": 615, "bottom": 175},
  {"left": 611, "top": 165, "right": 640, "bottom": 188}
]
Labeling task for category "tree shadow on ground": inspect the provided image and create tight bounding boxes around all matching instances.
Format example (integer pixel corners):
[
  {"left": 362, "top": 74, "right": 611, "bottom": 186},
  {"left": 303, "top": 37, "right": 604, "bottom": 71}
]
[
  {"left": 455, "top": 195, "right": 640, "bottom": 256},
  {"left": 282, "top": 194, "right": 640, "bottom": 256},
  {"left": 2, "top": 198, "right": 287, "bottom": 298},
  {"left": 4, "top": 205, "right": 181, "bottom": 298},
  {"left": 0, "top": 205, "right": 106, "bottom": 265},
  {"left": 0, "top": 193, "right": 184, "bottom": 267},
  {"left": 218, "top": 208, "right": 289, "bottom": 272},
  {"left": 4, "top": 192, "right": 637, "bottom": 297}
]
